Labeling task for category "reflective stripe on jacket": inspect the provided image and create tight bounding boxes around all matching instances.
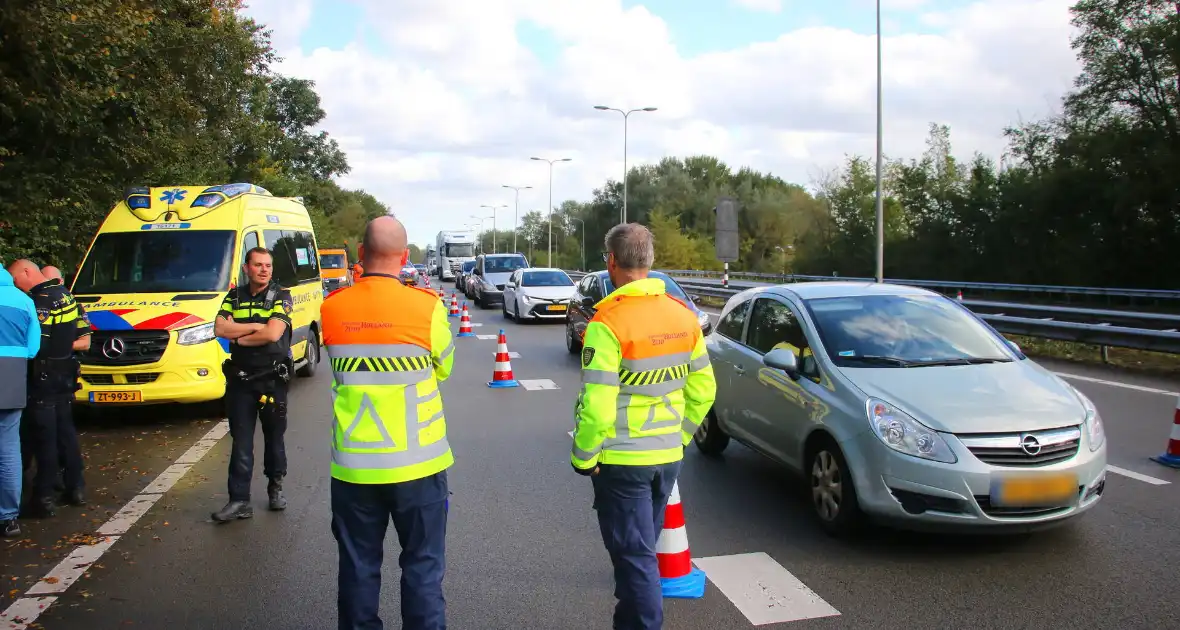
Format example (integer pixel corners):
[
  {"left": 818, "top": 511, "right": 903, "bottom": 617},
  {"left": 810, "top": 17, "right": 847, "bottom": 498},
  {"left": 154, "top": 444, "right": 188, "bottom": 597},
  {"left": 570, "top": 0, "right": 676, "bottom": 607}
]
[
  {"left": 321, "top": 275, "right": 455, "bottom": 484},
  {"left": 572, "top": 277, "right": 717, "bottom": 469}
]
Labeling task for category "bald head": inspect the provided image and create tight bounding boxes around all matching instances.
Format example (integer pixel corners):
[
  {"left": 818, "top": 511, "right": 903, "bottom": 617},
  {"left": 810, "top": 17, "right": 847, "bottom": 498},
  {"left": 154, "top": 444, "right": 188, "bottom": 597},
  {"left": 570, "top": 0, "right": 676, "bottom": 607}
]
[
  {"left": 6, "top": 259, "right": 46, "bottom": 292},
  {"left": 42, "top": 265, "right": 63, "bottom": 282},
  {"left": 359, "top": 216, "right": 408, "bottom": 274}
]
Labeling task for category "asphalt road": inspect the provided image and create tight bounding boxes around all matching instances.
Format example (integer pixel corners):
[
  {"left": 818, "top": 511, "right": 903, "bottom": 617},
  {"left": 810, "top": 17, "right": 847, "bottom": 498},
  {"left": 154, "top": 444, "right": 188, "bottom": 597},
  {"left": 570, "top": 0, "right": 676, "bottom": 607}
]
[{"left": 3, "top": 303, "right": 1179, "bottom": 630}]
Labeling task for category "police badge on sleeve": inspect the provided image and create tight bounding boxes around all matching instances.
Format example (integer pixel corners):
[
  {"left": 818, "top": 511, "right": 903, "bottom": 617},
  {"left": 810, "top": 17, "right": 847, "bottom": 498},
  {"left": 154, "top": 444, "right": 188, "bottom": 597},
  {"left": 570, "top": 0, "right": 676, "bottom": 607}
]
[
  {"left": 282, "top": 296, "right": 294, "bottom": 315},
  {"left": 581, "top": 347, "right": 595, "bottom": 368},
  {"left": 36, "top": 307, "right": 49, "bottom": 323}
]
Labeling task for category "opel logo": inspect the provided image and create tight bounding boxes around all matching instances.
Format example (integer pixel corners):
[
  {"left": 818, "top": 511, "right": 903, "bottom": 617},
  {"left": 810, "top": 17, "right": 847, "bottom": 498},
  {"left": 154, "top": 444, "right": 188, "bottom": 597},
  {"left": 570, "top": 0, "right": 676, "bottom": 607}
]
[
  {"left": 102, "top": 337, "right": 126, "bottom": 359},
  {"left": 1020, "top": 434, "right": 1042, "bottom": 456}
]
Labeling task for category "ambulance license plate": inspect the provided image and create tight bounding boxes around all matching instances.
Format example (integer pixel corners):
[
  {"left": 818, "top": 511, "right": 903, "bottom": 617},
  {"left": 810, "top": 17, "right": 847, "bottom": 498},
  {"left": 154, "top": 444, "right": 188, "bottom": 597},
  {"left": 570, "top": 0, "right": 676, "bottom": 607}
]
[
  {"left": 989, "top": 473, "right": 1076, "bottom": 508},
  {"left": 546, "top": 304, "right": 567, "bottom": 311},
  {"left": 90, "top": 391, "right": 142, "bottom": 403}
]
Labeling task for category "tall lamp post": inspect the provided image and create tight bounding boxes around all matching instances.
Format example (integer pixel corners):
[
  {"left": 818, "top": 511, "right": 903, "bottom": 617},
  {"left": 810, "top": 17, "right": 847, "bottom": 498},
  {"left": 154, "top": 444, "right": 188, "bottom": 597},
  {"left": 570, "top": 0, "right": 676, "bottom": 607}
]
[
  {"left": 479, "top": 204, "right": 507, "bottom": 253},
  {"left": 530, "top": 156, "right": 572, "bottom": 267},
  {"left": 501, "top": 184, "right": 531, "bottom": 253},
  {"left": 567, "top": 216, "right": 585, "bottom": 271},
  {"left": 873, "top": 0, "right": 885, "bottom": 283},
  {"left": 470, "top": 215, "right": 491, "bottom": 254},
  {"left": 593, "top": 105, "right": 657, "bottom": 224}
]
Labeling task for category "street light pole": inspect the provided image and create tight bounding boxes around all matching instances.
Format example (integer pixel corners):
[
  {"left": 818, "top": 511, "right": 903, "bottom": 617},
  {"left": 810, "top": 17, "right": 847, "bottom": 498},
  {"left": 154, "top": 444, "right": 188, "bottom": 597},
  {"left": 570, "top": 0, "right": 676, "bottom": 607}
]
[
  {"left": 501, "top": 184, "right": 532, "bottom": 253},
  {"left": 480, "top": 204, "right": 506, "bottom": 254},
  {"left": 470, "top": 215, "right": 491, "bottom": 254},
  {"left": 530, "top": 156, "right": 572, "bottom": 267},
  {"left": 873, "top": 0, "right": 885, "bottom": 283},
  {"left": 568, "top": 216, "right": 585, "bottom": 271},
  {"left": 593, "top": 105, "right": 657, "bottom": 224}
]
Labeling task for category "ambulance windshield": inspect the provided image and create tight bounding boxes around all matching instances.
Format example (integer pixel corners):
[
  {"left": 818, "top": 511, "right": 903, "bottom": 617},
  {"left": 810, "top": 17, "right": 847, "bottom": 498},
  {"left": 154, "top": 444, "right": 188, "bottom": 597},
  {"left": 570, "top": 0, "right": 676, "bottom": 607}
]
[{"left": 74, "top": 230, "right": 236, "bottom": 294}]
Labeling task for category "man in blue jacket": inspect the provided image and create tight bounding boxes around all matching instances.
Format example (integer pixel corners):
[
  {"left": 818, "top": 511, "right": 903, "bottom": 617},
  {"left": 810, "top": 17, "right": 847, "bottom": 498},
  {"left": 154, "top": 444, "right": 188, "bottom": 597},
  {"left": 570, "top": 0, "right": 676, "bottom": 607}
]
[{"left": 0, "top": 266, "right": 40, "bottom": 537}]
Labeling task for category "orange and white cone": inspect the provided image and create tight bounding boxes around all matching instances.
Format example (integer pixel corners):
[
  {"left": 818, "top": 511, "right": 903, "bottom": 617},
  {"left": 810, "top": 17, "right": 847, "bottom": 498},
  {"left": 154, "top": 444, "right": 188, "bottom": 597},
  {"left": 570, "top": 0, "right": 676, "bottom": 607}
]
[
  {"left": 1151, "top": 395, "right": 1180, "bottom": 468},
  {"left": 457, "top": 303, "right": 475, "bottom": 338},
  {"left": 956, "top": 290, "right": 963, "bottom": 301},
  {"left": 449, "top": 292, "right": 460, "bottom": 317},
  {"left": 487, "top": 329, "right": 518, "bottom": 388},
  {"left": 656, "top": 481, "right": 706, "bottom": 598}
]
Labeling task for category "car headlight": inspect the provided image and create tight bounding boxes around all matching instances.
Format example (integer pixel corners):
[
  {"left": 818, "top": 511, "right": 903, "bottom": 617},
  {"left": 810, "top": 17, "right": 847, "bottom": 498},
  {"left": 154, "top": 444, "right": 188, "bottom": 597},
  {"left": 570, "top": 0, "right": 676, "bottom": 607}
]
[
  {"left": 866, "top": 398, "right": 957, "bottom": 463},
  {"left": 177, "top": 322, "right": 215, "bottom": 346},
  {"left": 1070, "top": 386, "right": 1105, "bottom": 451},
  {"left": 521, "top": 294, "right": 533, "bottom": 304}
]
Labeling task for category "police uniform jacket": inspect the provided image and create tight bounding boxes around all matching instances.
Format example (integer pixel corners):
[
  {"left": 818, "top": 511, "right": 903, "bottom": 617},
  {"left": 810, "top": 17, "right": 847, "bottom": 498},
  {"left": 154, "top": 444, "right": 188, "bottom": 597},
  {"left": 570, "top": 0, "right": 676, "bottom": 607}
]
[
  {"left": 218, "top": 281, "right": 293, "bottom": 370},
  {"left": 28, "top": 279, "right": 91, "bottom": 398}
]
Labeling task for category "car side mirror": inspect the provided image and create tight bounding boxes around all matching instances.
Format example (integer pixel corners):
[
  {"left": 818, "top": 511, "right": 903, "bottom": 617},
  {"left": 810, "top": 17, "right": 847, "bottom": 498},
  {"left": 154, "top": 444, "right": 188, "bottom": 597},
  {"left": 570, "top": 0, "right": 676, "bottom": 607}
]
[
  {"left": 689, "top": 294, "right": 699, "bottom": 303},
  {"left": 581, "top": 296, "right": 595, "bottom": 308},
  {"left": 763, "top": 348, "right": 800, "bottom": 380},
  {"left": 506, "top": 282, "right": 514, "bottom": 289},
  {"left": 1006, "top": 339, "right": 1021, "bottom": 353}
]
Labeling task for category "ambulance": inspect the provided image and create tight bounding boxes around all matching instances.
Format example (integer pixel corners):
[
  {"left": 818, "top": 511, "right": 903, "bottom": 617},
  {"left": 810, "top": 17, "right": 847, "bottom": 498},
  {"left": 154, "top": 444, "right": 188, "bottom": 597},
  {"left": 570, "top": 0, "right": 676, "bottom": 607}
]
[{"left": 70, "top": 183, "right": 325, "bottom": 407}]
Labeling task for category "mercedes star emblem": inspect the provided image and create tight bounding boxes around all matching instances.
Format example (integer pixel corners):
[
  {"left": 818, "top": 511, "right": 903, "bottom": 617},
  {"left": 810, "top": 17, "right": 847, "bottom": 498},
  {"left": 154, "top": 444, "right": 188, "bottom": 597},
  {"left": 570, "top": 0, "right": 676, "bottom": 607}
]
[
  {"left": 102, "top": 336, "right": 126, "bottom": 359},
  {"left": 1020, "top": 434, "right": 1042, "bottom": 456}
]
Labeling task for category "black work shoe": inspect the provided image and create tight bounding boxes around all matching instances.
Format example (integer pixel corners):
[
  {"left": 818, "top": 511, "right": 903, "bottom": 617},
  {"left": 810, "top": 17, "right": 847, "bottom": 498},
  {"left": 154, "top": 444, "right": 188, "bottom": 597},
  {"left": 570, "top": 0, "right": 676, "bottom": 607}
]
[
  {"left": 267, "top": 477, "right": 287, "bottom": 511},
  {"left": 25, "top": 497, "right": 56, "bottom": 518},
  {"left": 60, "top": 488, "right": 86, "bottom": 507},
  {"left": 1, "top": 520, "right": 20, "bottom": 538},
  {"left": 211, "top": 500, "right": 254, "bottom": 523}
]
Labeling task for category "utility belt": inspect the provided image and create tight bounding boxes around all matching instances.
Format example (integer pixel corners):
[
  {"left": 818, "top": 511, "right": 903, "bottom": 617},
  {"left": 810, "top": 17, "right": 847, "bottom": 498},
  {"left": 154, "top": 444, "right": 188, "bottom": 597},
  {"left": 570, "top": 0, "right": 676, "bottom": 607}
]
[
  {"left": 29, "top": 356, "right": 81, "bottom": 395},
  {"left": 223, "top": 356, "right": 293, "bottom": 386}
]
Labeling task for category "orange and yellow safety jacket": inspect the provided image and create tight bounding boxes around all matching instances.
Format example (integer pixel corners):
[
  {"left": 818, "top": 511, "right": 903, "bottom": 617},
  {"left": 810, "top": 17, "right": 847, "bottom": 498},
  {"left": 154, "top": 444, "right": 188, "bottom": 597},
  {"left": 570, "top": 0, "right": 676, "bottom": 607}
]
[
  {"left": 572, "top": 277, "right": 717, "bottom": 470},
  {"left": 320, "top": 274, "right": 455, "bottom": 484}
]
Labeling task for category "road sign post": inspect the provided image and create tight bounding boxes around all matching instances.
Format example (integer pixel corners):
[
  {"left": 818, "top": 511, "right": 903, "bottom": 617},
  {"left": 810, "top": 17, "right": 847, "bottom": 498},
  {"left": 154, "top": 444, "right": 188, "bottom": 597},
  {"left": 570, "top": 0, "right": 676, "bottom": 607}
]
[{"left": 714, "top": 197, "right": 740, "bottom": 288}]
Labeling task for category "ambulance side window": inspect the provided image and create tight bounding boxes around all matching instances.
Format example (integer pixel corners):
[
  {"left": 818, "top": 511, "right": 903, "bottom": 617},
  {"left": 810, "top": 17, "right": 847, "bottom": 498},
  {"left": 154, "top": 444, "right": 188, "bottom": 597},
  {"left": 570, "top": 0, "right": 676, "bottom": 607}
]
[
  {"left": 291, "top": 231, "right": 320, "bottom": 284},
  {"left": 239, "top": 231, "right": 260, "bottom": 286},
  {"left": 264, "top": 229, "right": 299, "bottom": 287}
]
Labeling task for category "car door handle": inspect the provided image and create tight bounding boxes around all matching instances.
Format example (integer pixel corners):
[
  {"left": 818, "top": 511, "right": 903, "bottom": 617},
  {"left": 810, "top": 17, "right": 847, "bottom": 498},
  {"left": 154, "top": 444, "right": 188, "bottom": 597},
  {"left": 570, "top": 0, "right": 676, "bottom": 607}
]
[{"left": 733, "top": 364, "right": 745, "bottom": 375}]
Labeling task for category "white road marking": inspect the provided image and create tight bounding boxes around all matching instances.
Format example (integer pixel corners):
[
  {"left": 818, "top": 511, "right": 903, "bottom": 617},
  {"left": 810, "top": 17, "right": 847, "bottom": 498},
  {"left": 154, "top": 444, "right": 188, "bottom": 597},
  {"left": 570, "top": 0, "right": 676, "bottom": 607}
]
[
  {"left": 469, "top": 323, "right": 483, "bottom": 327},
  {"left": 1106, "top": 465, "right": 1171, "bottom": 485},
  {"left": 1054, "top": 371, "right": 1178, "bottom": 396},
  {"left": 476, "top": 334, "right": 497, "bottom": 340},
  {"left": 495, "top": 351, "right": 520, "bottom": 358},
  {"left": 0, "top": 420, "right": 229, "bottom": 630},
  {"left": 568, "top": 430, "right": 575, "bottom": 438},
  {"left": 519, "top": 379, "right": 559, "bottom": 391},
  {"left": 693, "top": 552, "right": 840, "bottom": 625}
]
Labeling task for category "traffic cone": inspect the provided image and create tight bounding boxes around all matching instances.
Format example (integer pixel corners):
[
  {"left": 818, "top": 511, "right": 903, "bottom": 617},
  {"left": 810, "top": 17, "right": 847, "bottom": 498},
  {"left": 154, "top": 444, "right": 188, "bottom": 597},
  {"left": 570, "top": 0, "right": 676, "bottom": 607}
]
[
  {"left": 956, "top": 290, "right": 963, "bottom": 301},
  {"left": 1150, "top": 395, "right": 1180, "bottom": 468},
  {"left": 487, "top": 329, "right": 518, "bottom": 388},
  {"left": 449, "top": 293, "right": 460, "bottom": 317},
  {"left": 457, "top": 303, "right": 475, "bottom": 338},
  {"left": 656, "top": 481, "right": 706, "bottom": 598}
]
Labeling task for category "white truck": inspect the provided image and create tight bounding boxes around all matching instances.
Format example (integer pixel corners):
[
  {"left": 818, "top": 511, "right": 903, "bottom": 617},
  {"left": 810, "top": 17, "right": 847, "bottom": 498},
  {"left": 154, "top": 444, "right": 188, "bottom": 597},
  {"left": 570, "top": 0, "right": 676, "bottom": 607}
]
[{"left": 435, "top": 230, "right": 476, "bottom": 281}]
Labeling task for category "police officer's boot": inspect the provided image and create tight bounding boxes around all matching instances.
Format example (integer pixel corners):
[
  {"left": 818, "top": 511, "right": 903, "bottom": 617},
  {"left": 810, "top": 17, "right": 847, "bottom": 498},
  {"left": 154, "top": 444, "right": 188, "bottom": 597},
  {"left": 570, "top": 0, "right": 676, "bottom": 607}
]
[
  {"left": 267, "top": 476, "right": 287, "bottom": 511},
  {"left": 211, "top": 500, "right": 253, "bottom": 523}
]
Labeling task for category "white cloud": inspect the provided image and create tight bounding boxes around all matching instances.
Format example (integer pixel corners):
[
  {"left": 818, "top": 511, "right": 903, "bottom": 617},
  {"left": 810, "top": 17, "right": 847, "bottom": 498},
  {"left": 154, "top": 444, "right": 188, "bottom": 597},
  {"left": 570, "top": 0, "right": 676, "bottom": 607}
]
[
  {"left": 246, "top": 0, "right": 1081, "bottom": 248},
  {"left": 731, "top": 0, "right": 784, "bottom": 13}
]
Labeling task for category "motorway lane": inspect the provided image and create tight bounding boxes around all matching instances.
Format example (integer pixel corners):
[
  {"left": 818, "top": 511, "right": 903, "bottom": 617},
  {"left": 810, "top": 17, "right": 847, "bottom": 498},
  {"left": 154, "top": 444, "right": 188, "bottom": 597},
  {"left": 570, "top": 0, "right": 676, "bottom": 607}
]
[{"left": 5, "top": 304, "right": 1180, "bottom": 629}]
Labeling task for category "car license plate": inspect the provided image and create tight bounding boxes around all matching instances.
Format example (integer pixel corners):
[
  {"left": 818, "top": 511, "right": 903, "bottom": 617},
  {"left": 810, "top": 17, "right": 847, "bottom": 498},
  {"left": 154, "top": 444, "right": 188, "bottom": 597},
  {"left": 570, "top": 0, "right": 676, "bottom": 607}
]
[
  {"left": 90, "top": 391, "right": 142, "bottom": 403},
  {"left": 990, "top": 474, "right": 1077, "bottom": 507},
  {"left": 546, "top": 304, "right": 567, "bottom": 311}
]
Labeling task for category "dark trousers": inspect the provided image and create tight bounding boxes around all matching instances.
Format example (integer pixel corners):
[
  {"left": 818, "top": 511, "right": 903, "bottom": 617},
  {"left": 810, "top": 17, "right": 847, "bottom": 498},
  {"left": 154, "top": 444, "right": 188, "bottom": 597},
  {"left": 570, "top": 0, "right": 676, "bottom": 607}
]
[
  {"left": 225, "top": 376, "right": 287, "bottom": 502},
  {"left": 21, "top": 396, "right": 84, "bottom": 501},
  {"left": 591, "top": 461, "right": 683, "bottom": 630},
  {"left": 331, "top": 472, "right": 449, "bottom": 630}
]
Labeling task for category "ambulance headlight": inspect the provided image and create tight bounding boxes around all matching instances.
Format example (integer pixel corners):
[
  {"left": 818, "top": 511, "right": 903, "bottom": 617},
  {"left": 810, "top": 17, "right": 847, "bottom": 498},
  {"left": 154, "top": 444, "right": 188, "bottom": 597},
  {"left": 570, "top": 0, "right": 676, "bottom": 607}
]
[{"left": 177, "top": 322, "right": 215, "bottom": 345}]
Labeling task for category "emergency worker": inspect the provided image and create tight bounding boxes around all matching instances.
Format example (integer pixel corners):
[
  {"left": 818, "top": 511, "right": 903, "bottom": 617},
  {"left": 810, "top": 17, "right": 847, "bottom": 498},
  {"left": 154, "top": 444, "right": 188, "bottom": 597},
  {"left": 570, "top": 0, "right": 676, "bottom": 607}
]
[
  {"left": 36, "top": 265, "right": 86, "bottom": 493},
  {"left": 350, "top": 260, "right": 364, "bottom": 284},
  {"left": 6, "top": 260, "right": 90, "bottom": 517},
  {"left": 212, "top": 247, "right": 293, "bottom": 522},
  {"left": 321, "top": 216, "right": 454, "bottom": 630},
  {"left": 570, "top": 224, "right": 717, "bottom": 630}
]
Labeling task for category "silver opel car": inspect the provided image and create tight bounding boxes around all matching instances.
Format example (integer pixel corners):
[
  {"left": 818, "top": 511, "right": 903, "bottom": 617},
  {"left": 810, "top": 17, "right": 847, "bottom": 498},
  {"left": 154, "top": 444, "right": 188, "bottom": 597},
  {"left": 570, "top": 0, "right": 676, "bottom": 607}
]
[{"left": 695, "top": 282, "right": 1107, "bottom": 535}]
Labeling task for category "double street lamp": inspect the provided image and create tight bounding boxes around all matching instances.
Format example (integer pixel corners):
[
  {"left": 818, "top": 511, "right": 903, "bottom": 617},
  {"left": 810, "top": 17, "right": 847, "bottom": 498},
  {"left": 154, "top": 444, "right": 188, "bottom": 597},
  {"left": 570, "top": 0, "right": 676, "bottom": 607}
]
[
  {"left": 593, "top": 105, "right": 657, "bottom": 224},
  {"left": 530, "top": 156, "right": 572, "bottom": 267},
  {"left": 479, "top": 204, "right": 507, "bottom": 253},
  {"left": 874, "top": 0, "right": 885, "bottom": 283},
  {"left": 501, "top": 184, "right": 531, "bottom": 253},
  {"left": 470, "top": 215, "right": 492, "bottom": 254},
  {"left": 567, "top": 215, "right": 585, "bottom": 271}
]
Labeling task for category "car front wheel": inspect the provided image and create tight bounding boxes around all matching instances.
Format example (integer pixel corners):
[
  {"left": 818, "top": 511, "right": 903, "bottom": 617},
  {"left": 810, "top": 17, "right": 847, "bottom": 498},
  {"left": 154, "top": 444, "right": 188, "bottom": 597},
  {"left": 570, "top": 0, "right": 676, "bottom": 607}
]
[
  {"left": 566, "top": 319, "right": 582, "bottom": 354},
  {"left": 807, "top": 438, "right": 863, "bottom": 537},
  {"left": 693, "top": 409, "right": 729, "bottom": 455}
]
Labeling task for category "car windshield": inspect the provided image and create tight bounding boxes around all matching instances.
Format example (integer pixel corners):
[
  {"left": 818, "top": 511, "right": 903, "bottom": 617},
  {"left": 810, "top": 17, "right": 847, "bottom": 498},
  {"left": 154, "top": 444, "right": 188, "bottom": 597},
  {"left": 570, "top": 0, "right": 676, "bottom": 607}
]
[
  {"left": 74, "top": 230, "right": 235, "bottom": 294},
  {"left": 444, "top": 243, "right": 474, "bottom": 257},
  {"left": 461, "top": 261, "right": 475, "bottom": 272},
  {"left": 414, "top": 265, "right": 426, "bottom": 271},
  {"left": 320, "top": 254, "right": 346, "bottom": 269},
  {"left": 521, "top": 270, "right": 572, "bottom": 287},
  {"left": 484, "top": 256, "right": 527, "bottom": 273},
  {"left": 602, "top": 272, "right": 691, "bottom": 304},
  {"left": 804, "top": 294, "right": 1016, "bottom": 367}
]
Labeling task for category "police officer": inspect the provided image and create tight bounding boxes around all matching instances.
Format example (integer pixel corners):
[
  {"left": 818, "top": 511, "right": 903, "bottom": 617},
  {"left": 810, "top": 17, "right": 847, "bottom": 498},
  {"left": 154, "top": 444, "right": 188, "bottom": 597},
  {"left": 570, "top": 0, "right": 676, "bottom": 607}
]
[
  {"left": 6, "top": 260, "right": 90, "bottom": 518},
  {"left": 570, "top": 224, "right": 717, "bottom": 630},
  {"left": 321, "top": 216, "right": 454, "bottom": 630},
  {"left": 212, "top": 247, "right": 293, "bottom": 523}
]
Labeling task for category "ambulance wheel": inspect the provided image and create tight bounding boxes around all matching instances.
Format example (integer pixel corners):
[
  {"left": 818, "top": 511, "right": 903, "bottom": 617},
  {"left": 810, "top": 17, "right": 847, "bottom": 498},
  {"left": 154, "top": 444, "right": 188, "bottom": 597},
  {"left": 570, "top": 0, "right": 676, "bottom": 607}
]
[{"left": 297, "top": 330, "right": 320, "bottom": 378}]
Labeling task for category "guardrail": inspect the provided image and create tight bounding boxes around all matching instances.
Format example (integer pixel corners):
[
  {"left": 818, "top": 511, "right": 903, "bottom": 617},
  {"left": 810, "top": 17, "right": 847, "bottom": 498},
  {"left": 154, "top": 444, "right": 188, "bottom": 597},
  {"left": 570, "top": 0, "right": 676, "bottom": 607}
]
[{"left": 563, "top": 270, "right": 1180, "bottom": 354}]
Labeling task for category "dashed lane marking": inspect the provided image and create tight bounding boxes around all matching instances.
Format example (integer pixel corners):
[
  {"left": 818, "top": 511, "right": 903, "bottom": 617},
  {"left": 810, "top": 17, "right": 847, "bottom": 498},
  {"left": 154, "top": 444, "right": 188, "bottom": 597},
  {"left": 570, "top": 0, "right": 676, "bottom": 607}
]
[
  {"left": 0, "top": 420, "right": 229, "bottom": 629},
  {"left": 476, "top": 334, "right": 497, "bottom": 340},
  {"left": 495, "top": 351, "right": 520, "bottom": 358},
  {"left": 693, "top": 552, "right": 841, "bottom": 626},
  {"left": 1106, "top": 465, "right": 1171, "bottom": 485},
  {"left": 1053, "top": 372, "right": 1178, "bottom": 397},
  {"left": 519, "top": 379, "right": 559, "bottom": 391}
]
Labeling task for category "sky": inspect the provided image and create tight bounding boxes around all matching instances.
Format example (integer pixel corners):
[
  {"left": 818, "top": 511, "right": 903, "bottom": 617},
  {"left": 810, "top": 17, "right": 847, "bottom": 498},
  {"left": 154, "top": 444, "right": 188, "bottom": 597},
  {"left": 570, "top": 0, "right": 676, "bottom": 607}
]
[{"left": 241, "top": 0, "right": 1083, "bottom": 249}]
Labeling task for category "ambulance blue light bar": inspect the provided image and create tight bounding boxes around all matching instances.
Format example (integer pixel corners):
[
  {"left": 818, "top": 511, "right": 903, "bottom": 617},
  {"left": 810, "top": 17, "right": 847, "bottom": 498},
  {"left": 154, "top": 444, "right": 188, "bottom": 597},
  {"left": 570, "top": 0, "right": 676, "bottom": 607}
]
[
  {"left": 123, "top": 186, "right": 151, "bottom": 209},
  {"left": 190, "top": 183, "right": 268, "bottom": 209}
]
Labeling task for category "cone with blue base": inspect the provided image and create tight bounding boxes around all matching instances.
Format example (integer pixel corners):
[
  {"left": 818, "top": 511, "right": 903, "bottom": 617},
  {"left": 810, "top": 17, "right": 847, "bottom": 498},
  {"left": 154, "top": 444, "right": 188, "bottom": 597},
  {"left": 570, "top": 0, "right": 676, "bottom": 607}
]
[
  {"left": 487, "top": 329, "right": 519, "bottom": 388},
  {"left": 456, "top": 303, "right": 475, "bottom": 338},
  {"left": 449, "top": 293, "right": 460, "bottom": 317},
  {"left": 657, "top": 480, "right": 706, "bottom": 598},
  {"left": 1150, "top": 395, "right": 1180, "bottom": 468}
]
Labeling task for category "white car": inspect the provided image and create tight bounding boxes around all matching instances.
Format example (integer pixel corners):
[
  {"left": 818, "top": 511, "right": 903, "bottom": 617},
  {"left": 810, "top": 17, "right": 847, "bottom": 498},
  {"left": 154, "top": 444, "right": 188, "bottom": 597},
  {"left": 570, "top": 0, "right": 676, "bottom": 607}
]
[{"left": 502, "top": 268, "right": 576, "bottom": 321}]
